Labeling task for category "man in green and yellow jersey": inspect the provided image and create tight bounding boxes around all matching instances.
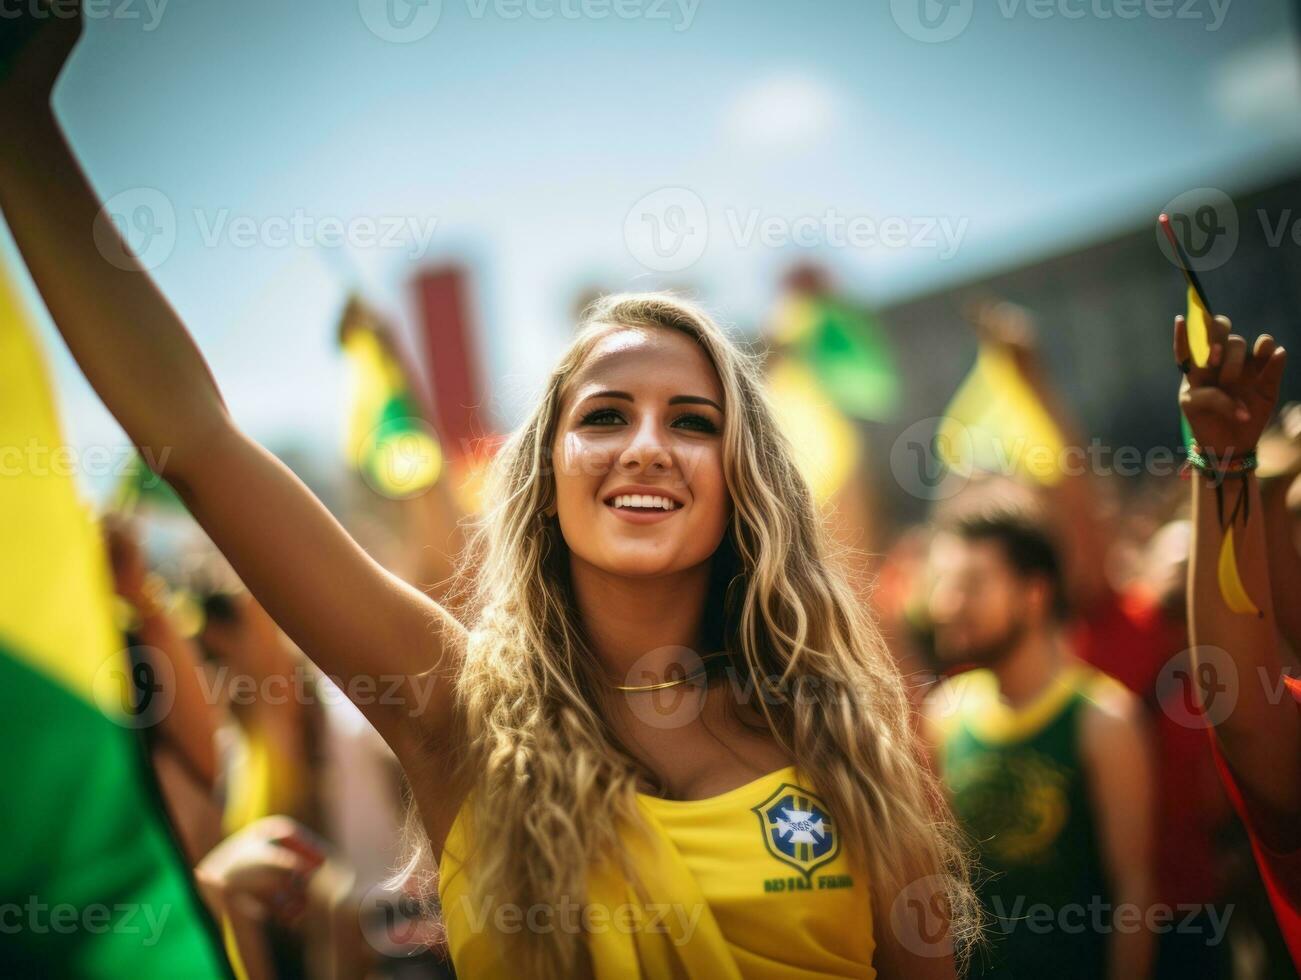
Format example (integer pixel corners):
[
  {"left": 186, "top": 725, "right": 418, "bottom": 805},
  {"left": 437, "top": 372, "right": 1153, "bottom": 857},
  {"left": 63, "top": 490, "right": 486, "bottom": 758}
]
[{"left": 923, "top": 505, "right": 1156, "bottom": 979}]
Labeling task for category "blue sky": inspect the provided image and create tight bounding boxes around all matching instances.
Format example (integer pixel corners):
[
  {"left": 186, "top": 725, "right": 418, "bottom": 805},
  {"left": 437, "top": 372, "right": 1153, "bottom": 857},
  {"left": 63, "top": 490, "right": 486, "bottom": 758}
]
[{"left": 6, "top": 0, "right": 1301, "bottom": 488}]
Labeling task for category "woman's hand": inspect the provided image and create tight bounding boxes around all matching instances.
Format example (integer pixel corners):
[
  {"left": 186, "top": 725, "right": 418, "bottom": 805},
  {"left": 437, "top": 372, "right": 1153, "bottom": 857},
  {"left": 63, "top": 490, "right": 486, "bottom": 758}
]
[
  {"left": 0, "top": 0, "right": 81, "bottom": 128},
  {"left": 1175, "top": 313, "right": 1287, "bottom": 458}
]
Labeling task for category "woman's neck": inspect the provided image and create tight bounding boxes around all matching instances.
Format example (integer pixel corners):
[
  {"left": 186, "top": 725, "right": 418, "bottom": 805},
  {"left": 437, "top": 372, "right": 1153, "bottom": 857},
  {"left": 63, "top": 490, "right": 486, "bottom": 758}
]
[{"left": 569, "top": 556, "right": 714, "bottom": 683}]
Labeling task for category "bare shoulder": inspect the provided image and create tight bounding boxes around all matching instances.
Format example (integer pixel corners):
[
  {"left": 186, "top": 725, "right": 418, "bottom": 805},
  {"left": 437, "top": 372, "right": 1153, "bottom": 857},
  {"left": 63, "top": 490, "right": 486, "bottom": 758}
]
[{"left": 1077, "top": 669, "right": 1148, "bottom": 763}]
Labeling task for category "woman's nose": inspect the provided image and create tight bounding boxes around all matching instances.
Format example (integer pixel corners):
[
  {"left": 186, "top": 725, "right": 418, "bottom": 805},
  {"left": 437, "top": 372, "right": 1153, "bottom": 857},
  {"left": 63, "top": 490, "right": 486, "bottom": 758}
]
[{"left": 617, "top": 416, "right": 672, "bottom": 473}]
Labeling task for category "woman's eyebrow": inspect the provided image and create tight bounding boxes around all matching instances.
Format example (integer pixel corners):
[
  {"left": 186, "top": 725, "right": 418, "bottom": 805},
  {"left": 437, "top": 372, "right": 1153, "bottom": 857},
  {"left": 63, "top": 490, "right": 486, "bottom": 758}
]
[
  {"left": 669, "top": 394, "right": 724, "bottom": 412},
  {"left": 580, "top": 389, "right": 723, "bottom": 412}
]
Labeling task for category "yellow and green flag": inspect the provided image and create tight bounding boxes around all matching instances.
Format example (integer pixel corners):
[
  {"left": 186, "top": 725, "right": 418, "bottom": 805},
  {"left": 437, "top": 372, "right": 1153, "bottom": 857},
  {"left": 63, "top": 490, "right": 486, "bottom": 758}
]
[
  {"left": 0, "top": 262, "right": 230, "bottom": 976},
  {"left": 339, "top": 297, "right": 443, "bottom": 499},
  {"left": 770, "top": 293, "right": 899, "bottom": 422}
]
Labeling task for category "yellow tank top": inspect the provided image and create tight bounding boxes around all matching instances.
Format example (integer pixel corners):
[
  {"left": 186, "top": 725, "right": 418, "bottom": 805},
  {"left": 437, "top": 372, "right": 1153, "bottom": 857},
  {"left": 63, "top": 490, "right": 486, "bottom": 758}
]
[{"left": 437, "top": 766, "right": 876, "bottom": 978}]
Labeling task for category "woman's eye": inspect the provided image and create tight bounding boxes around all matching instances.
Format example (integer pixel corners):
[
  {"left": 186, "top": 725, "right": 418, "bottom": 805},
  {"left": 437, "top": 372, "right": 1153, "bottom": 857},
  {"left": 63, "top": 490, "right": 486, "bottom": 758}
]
[
  {"left": 580, "top": 408, "right": 623, "bottom": 426},
  {"left": 674, "top": 413, "right": 719, "bottom": 433}
]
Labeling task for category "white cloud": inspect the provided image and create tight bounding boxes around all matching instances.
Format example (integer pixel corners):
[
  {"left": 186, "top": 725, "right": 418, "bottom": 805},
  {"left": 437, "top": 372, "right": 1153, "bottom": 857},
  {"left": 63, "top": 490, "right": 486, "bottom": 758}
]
[
  {"left": 725, "top": 74, "right": 842, "bottom": 151},
  {"left": 1210, "top": 35, "right": 1301, "bottom": 137}
]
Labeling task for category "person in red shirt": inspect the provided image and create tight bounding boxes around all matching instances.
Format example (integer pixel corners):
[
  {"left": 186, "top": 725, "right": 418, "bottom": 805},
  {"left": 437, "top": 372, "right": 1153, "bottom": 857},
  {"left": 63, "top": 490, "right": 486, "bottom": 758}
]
[{"left": 1174, "top": 311, "right": 1301, "bottom": 972}]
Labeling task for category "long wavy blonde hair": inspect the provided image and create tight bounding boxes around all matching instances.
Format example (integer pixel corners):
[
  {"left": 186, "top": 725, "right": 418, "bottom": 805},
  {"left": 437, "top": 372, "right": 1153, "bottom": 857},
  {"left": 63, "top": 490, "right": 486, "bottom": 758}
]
[{"left": 401, "top": 292, "right": 979, "bottom": 976}]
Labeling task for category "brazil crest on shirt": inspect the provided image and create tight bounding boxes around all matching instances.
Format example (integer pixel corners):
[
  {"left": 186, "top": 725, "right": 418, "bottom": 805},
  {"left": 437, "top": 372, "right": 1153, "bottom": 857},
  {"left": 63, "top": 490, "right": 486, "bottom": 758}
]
[{"left": 753, "top": 783, "right": 840, "bottom": 878}]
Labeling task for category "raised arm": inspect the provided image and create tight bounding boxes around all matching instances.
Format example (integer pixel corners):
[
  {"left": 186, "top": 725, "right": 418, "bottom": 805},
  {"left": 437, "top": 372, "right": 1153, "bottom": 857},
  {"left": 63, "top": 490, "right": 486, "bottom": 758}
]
[
  {"left": 1175, "top": 313, "right": 1299, "bottom": 835},
  {"left": 0, "top": 13, "right": 464, "bottom": 761}
]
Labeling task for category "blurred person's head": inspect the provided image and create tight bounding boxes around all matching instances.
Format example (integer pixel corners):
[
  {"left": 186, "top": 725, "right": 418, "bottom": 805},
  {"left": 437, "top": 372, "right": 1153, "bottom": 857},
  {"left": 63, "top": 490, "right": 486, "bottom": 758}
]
[
  {"left": 399, "top": 292, "right": 980, "bottom": 976},
  {"left": 928, "top": 506, "right": 1066, "bottom": 667}
]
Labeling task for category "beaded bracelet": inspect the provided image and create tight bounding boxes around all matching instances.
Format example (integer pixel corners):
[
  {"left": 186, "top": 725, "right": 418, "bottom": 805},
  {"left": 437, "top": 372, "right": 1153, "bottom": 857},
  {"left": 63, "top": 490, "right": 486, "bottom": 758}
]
[{"left": 1180, "top": 443, "right": 1258, "bottom": 480}]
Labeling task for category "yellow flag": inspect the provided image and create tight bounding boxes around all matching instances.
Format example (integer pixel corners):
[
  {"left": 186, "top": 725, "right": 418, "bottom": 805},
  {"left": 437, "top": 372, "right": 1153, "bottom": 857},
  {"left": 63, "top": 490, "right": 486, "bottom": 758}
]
[
  {"left": 1217, "top": 526, "right": 1260, "bottom": 616},
  {"left": 0, "top": 262, "right": 123, "bottom": 710},
  {"left": 937, "top": 345, "right": 1066, "bottom": 486},
  {"left": 766, "top": 357, "right": 860, "bottom": 505},
  {"left": 1186, "top": 285, "right": 1212, "bottom": 368}
]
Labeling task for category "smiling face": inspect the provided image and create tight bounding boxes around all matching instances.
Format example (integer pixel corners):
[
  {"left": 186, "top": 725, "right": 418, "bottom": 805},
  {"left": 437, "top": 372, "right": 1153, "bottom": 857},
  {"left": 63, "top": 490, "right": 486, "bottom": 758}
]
[{"left": 550, "top": 325, "right": 731, "bottom": 580}]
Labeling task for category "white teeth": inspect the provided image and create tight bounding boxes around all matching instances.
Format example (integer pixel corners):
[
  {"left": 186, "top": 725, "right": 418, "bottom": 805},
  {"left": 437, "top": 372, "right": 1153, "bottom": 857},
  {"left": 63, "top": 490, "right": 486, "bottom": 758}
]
[{"left": 611, "top": 494, "right": 677, "bottom": 510}]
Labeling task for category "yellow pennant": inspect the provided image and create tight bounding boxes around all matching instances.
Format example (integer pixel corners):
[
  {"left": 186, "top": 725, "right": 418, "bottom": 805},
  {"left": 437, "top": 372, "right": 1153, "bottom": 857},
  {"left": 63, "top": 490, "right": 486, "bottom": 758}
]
[
  {"left": 1186, "top": 285, "right": 1212, "bottom": 368},
  {"left": 1217, "top": 526, "right": 1260, "bottom": 616}
]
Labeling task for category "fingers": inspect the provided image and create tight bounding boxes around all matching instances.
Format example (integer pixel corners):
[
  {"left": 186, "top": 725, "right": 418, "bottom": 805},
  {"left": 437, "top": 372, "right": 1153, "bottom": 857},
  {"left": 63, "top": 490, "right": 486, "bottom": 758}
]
[
  {"left": 1182, "top": 385, "right": 1245, "bottom": 424},
  {"left": 1174, "top": 316, "right": 1190, "bottom": 366},
  {"left": 1208, "top": 313, "right": 1233, "bottom": 351},
  {"left": 1220, "top": 335, "right": 1248, "bottom": 386},
  {"left": 1260, "top": 344, "right": 1288, "bottom": 401}
]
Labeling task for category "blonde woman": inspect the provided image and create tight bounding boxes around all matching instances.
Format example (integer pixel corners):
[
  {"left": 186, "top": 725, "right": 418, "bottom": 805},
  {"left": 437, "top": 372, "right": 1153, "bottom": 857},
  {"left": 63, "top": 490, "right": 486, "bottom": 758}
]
[{"left": 1, "top": 11, "right": 979, "bottom": 978}]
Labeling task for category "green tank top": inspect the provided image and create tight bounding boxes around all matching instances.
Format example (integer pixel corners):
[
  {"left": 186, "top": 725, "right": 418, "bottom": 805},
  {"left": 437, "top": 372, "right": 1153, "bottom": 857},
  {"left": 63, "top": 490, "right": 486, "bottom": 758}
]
[{"left": 938, "top": 665, "right": 1116, "bottom": 979}]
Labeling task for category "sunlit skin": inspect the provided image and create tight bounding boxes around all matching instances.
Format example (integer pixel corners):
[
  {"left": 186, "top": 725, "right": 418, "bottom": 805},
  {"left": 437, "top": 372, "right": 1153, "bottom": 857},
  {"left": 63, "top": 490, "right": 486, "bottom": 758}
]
[
  {"left": 552, "top": 327, "right": 731, "bottom": 579},
  {"left": 548, "top": 328, "right": 733, "bottom": 682}
]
